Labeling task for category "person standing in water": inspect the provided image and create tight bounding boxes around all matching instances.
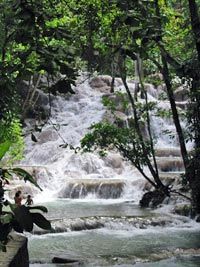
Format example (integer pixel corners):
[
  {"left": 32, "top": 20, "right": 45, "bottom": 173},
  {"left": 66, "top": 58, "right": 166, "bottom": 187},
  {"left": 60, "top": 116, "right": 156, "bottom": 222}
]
[
  {"left": 25, "top": 195, "right": 33, "bottom": 206},
  {"left": 14, "top": 190, "right": 22, "bottom": 206}
]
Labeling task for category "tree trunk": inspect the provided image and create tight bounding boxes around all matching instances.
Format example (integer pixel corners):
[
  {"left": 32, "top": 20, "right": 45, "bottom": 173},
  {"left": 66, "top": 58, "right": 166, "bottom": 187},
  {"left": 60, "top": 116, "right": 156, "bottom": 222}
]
[
  {"left": 161, "top": 56, "right": 189, "bottom": 170},
  {"left": 187, "top": 78, "right": 200, "bottom": 214},
  {"left": 188, "top": 0, "right": 200, "bottom": 62},
  {"left": 187, "top": 0, "right": 200, "bottom": 214},
  {"left": 154, "top": 0, "right": 189, "bottom": 172},
  {"left": 118, "top": 52, "right": 166, "bottom": 192}
]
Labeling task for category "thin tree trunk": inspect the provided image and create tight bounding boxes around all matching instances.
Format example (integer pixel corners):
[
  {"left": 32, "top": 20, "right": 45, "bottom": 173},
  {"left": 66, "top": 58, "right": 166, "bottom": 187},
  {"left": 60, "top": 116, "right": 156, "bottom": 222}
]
[
  {"left": 161, "top": 57, "right": 189, "bottom": 169},
  {"left": 118, "top": 53, "right": 165, "bottom": 190},
  {"left": 155, "top": 0, "right": 200, "bottom": 213},
  {"left": 188, "top": 0, "right": 200, "bottom": 62},
  {"left": 154, "top": 0, "right": 189, "bottom": 171},
  {"left": 136, "top": 55, "right": 159, "bottom": 178},
  {"left": 186, "top": 0, "right": 200, "bottom": 213}
]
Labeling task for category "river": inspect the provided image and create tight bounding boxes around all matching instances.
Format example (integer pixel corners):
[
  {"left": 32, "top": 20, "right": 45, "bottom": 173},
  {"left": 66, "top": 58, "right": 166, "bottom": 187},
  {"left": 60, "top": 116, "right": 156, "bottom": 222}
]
[{"left": 17, "top": 75, "right": 199, "bottom": 266}]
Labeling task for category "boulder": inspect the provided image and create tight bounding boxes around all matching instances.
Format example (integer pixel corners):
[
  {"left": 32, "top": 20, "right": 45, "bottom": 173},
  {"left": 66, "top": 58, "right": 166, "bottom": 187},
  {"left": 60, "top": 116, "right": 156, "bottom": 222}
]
[
  {"left": 174, "top": 204, "right": 192, "bottom": 217},
  {"left": 105, "top": 154, "right": 123, "bottom": 169},
  {"left": 196, "top": 215, "right": 200, "bottom": 222},
  {"left": 144, "top": 83, "right": 158, "bottom": 97},
  {"left": 16, "top": 80, "right": 53, "bottom": 120},
  {"left": 90, "top": 75, "right": 112, "bottom": 88},
  {"left": 52, "top": 257, "right": 81, "bottom": 265},
  {"left": 89, "top": 75, "right": 122, "bottom": 92},
  {"left": 140, "top": 190, "right": 166, "bottom": 208},
  {"left": 174, "top": 86, "right": 189, "bottom": 102},
  {"left": 38, "top": 128, "right": 58, "bottom": 143}
]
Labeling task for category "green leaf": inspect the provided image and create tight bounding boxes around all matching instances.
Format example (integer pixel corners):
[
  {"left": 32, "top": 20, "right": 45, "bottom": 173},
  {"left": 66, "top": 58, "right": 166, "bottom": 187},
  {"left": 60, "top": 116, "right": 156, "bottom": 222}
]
[
  {"left": 11, "top": 168, "right": 42, "bottom": 191},
  {"left": 9, "top": 203, "right": 18, "bottom": 212},
  {"left": 31, "top": 213, "right": 51, "bottom": 230},
  {"left": 2, "top": 169, "right": 12, "bottom": 180},
  {"left": 0, "top": 141, "right": 11, "bottom": 160},
  {"left": 13, "top": 205, "right": 33, "bottom": 232},
  {"left": 0, "top": 213, "right": 13, "bottom": 224},
  {"left": 28, "top": 206, "right": 48, "bottom": 213}
]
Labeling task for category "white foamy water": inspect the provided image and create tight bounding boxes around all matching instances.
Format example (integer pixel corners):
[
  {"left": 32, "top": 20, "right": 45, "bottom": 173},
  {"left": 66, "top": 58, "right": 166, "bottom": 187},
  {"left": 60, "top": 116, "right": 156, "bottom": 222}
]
[
  {"left": 20, "top": 77, "right": 199, "bottom": 267},
  {"left": 18, "top": 79, "right": 142, "bottom": 201},
  {"left": 19, "top": 77, "right": 187, "bottom": 203}
]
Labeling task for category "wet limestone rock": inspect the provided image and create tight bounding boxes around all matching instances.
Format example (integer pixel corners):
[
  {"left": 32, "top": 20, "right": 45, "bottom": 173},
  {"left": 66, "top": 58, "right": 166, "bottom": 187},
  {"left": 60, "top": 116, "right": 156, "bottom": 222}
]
[
  {"left": 38, "top": 128, "right": 58, "bottom": 143},
  {"left": 174, "top": 204, "right": 192, "bottom": 217},
  {"left": 174, "top": 86, "right": 189, "bottom": 102},
  {"left": 90, "top": 75, "right": 112, "bottom": 88},
  {"left": 52, "top": 257, "right": 82, "bottom": 265},
  {"left": 104, "top": 154, "right": 123, "bottom": 169},
  {"left": 59, "top": 179, "right": 125, "bottom": 199},
  {"left": 196, "top": 215, "right": 200, "bottom": 222},
  {"left": 89, "top": 75, "right": 122, "bottom": 93},
  {"left": 156, "top": 157, "right": 184, "bottom": 172}
]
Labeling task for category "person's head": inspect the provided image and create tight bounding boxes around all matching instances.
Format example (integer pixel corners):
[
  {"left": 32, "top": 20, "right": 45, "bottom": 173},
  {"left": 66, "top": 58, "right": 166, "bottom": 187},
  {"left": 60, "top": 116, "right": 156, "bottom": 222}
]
[
  {"left": 15, "top": 190, "right": 22, "bottom": 197},
  {"left": 27, "top": 195, "right": 31, "bottom": 199}
]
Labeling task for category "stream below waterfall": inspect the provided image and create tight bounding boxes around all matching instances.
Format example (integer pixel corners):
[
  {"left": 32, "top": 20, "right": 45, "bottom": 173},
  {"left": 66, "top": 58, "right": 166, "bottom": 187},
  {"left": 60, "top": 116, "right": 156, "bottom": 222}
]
[
  {"left": 15, "top": 75, "right": 199, "bottom": 266},
  {"left": 28, "top": 199, "right": 200, "bottom": 267}
]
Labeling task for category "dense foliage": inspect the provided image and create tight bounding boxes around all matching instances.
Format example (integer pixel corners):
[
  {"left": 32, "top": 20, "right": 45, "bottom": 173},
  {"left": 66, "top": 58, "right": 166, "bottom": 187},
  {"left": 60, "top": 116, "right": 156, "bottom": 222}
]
[
  {"left": 1, "top": 0, "right": 200, "bottom": 219},
  {"left": 80, "top": 0, "right": 200, "bottom": 213},
  {"left": 0, "top": 145, "right": 51, "bottom": 251}
]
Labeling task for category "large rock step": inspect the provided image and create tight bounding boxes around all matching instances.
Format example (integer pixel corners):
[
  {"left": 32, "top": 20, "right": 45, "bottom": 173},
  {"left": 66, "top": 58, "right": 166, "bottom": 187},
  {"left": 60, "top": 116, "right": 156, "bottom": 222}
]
[
  {"left": 156, "top": 157, "right": 184, "bottom": 172},
  {"left": 32, "top": 214, "right": 188, "bottom": 235},
  {"left": 155, "top": 147, "right": 181, "bottom": 157},
  {"left": 58, "top": 178, "right": 126, "bottom": 199}
]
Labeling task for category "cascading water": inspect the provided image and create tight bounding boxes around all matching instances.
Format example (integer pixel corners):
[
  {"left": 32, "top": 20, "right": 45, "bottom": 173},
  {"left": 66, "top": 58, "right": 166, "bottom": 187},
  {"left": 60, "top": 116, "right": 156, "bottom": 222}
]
[
  {"left": 16, "top": 75, "right": 200, "bottom": 267},
  {"left": 20, "top": 76, "right": 148, "bottom": 203}
]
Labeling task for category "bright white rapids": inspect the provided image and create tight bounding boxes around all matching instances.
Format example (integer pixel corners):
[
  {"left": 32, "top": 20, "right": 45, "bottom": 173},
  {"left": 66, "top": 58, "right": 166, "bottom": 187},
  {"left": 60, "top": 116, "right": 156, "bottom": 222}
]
[{"left": 18, "top": 75, "right": 186, "bottom": 204}]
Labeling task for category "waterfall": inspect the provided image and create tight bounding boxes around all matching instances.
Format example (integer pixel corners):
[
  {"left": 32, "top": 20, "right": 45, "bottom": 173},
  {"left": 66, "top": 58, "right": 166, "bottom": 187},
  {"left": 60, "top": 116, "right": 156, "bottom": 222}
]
[
  {"left": 24, "top": 76, "right": 199, "bottom": 267},
  {"left": 19, "top": 76, "right": 188, "bottom": 203}
]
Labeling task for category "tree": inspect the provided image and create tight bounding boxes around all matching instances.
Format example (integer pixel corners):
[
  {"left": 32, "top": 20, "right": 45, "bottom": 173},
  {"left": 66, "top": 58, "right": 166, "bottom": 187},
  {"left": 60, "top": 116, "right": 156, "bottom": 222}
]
[
  {"left": 151, "top": 0, "right": 200, "bottom": 214},
  {"left": 79, "top": 0, "right": 200, "bottom": 213},
  {"left": 79, "top": 0, "right": 172, "bottom": 204},
  {"left": 1, "top": 0, "right": 200, "bottom": 214},
  {"left": 0, "top": 0, "right": 78, "bottom": 123}
]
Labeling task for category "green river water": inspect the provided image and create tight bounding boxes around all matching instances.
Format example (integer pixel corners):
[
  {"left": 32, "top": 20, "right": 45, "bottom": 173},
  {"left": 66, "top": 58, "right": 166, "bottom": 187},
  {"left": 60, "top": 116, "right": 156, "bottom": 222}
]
[{"left": 29, "top": 199, "right": 200, "bottom": 267}]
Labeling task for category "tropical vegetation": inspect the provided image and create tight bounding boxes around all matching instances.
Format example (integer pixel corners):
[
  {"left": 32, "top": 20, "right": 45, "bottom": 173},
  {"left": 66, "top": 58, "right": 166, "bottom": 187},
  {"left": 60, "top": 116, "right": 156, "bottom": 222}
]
[{"left": 1, "top": 0, "right": 200, "bottom": 251}]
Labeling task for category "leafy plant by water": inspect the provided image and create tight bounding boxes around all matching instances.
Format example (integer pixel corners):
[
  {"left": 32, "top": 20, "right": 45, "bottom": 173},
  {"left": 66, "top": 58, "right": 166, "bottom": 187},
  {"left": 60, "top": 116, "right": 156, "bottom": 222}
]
[{"left": 0, "top": 146, "right": 51, "bottom": 252}]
